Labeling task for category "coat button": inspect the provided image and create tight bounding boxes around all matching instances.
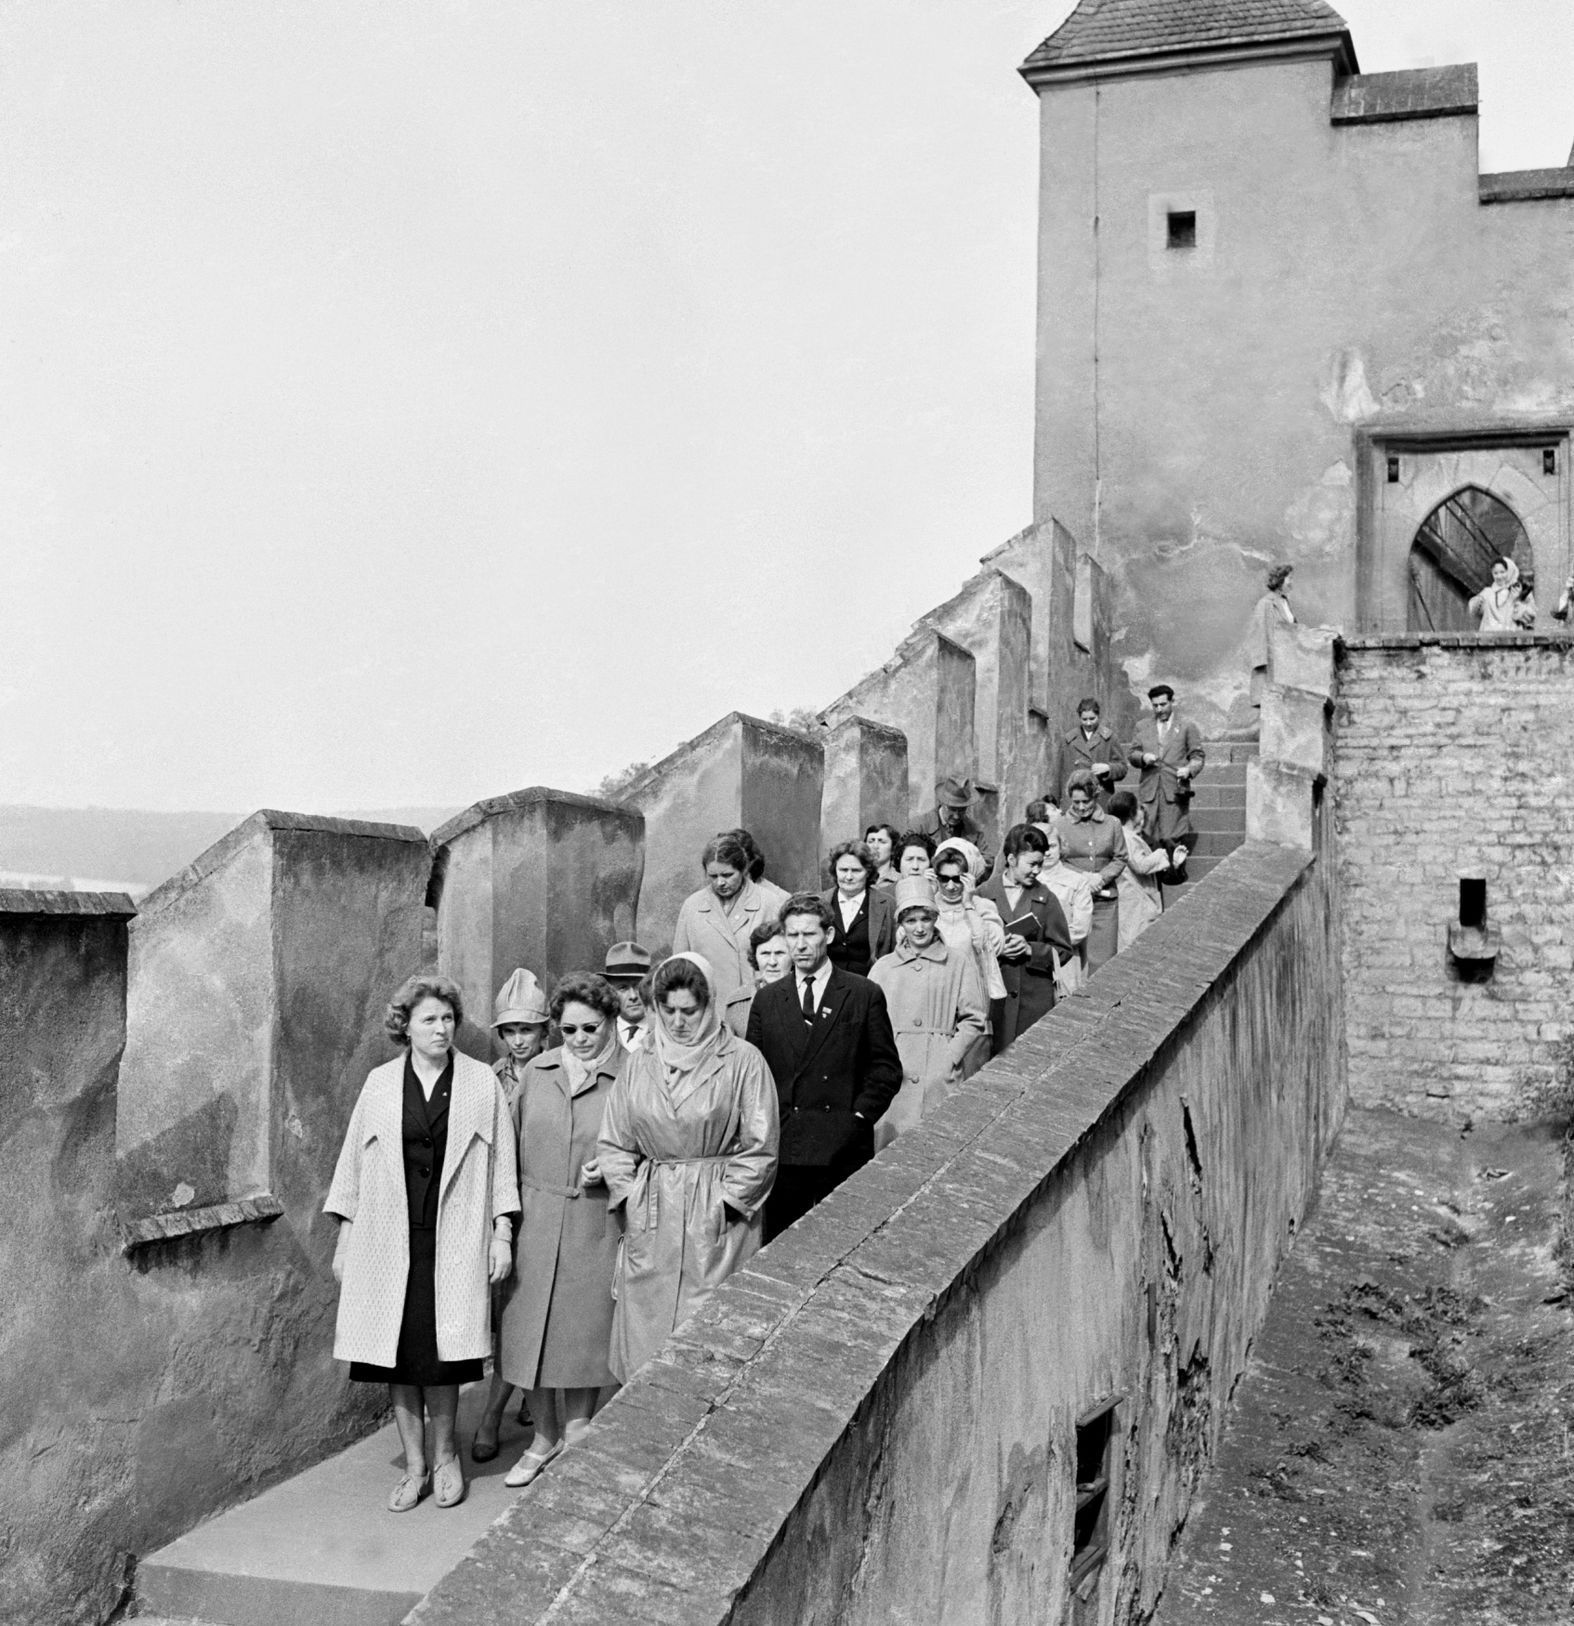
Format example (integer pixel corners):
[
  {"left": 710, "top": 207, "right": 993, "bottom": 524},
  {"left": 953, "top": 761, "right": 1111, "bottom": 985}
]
[
  {"left": 421, "top": 1135, "right": 432, "bottom": 1148},
  {"left": 417, "top": 1166, "right": 430, "bottom": 1178}
]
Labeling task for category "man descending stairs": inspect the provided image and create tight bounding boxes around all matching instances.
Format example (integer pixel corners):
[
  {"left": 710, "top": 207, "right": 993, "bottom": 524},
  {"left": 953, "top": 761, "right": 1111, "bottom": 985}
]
[{"left": 1163, "top": 740, "right": 1254, "bottom": 900}]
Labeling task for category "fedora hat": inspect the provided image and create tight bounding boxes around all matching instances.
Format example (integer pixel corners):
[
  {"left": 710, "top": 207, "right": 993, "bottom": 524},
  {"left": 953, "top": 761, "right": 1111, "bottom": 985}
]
[
  {"left": 934, "top": 775, "right": 979, "bottom": 810},
  {"left": 492, "top": 967, "right": 549, "bottom": 1027},
  {"left": 603, "top": 941, "right": 652, "bottom": 983}
]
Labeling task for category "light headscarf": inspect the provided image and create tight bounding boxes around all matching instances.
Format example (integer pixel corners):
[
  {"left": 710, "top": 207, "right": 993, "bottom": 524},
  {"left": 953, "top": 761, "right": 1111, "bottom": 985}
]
[
  {"left": 933, "top": 836, "right": 986, "bottom": 884},
  {"left": 650, "top": 951, "right": 731, "bottom": 1095}
]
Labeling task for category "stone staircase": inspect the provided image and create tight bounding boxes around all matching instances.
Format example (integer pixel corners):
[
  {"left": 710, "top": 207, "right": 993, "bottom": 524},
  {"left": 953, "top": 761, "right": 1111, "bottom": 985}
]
[{"left": 1164, "top": 739, "right": 1253, "bottom": 897}]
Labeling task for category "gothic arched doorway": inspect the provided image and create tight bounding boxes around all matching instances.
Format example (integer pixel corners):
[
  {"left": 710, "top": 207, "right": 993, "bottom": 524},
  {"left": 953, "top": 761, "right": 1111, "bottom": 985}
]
[{"left": 1407, "top": 485, "right": 1532, "bottom": 633}]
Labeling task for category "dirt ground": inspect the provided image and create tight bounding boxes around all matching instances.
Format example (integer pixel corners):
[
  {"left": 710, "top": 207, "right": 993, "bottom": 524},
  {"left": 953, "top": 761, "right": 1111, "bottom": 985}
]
[{"left": 1153, "top": 1106, "right": 1574, "bottom": 1626}]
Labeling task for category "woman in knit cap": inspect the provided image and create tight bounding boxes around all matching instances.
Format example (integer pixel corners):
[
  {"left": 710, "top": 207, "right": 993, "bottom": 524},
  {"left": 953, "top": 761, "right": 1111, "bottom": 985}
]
[
  {"left": 867, "top": 877, "right": 988, "bottom": 1149},
  {"left": 470, "top": 968, "right": 552, "bottom": 1463},
  {"left": 498, "top": 973, "right": 626, "bottom": 1487}
]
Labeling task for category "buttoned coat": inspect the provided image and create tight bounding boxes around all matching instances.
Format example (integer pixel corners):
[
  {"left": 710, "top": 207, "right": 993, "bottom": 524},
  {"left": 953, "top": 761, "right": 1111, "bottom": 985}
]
[
  {"left": 1116, "top": 827, "right": 1170, "bottom": 951},
  {"left": 976, "top": 873, "right": 1074, "bottom": 1049},
  {"left": 671, "top": 879, "right": 777, "bottom": 1005},
  {"left": 1050, "top": 724, "right": 1128, "bottom": 806},
  {"left": 325, "top": 1052, "right": 518, "bottom": 1369},
  {"left": 746, "top": 966, "right": 902, "bottom": 1167},
  {"left": 1128, "top": 715, "right": 1206, "bottom": 845},
  {"left": 496, "top": 1044, "right": 623, "bottom": 1391},
  {"left": 867, "top": 939, "right": 987, "bottom": 1146}
]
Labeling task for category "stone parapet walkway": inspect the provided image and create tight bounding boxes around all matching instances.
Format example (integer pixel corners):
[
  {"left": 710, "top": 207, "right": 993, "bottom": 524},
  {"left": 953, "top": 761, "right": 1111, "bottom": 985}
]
[{"left": 1154, "top": 1106, "right": 1574, "bottom": 1626}]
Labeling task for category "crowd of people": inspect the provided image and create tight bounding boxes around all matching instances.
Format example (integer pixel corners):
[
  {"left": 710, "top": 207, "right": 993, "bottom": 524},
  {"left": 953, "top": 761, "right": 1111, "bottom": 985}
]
[{"left": 324, "top": 683, "right": 1205, "bottom": 1512}]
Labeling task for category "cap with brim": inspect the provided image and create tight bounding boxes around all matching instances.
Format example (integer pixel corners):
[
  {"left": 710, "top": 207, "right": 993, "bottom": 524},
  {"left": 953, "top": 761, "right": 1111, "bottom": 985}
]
[
  {"left": 603, "top": 941, "right": 652, "bottom": 982},
  {"left": 492, "top": 967, "right": 549, "bottom": 1027},
  {"left": 935, "top": 774, "right": 978, "bottom": 809},
  {"left": 894, "top": 876, "right": 938, "bottom": 916}
]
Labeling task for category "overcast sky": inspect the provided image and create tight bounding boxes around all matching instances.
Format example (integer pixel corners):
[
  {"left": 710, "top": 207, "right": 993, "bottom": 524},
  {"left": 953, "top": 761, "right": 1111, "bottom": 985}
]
[{"left": 4, "top": 1, "right": 1570, "bottom": 814}]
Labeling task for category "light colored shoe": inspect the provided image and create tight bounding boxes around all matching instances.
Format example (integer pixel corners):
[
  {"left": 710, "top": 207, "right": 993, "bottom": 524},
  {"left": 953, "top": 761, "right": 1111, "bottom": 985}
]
[
  {"left": 504, "top": 1440, "right": 561, "bottom": 1488},
  {"left": 562, "top": 1418, "right": 593, "bottom": 1448},
  {"left": 387, "top": 1469, "right": 430, "bottom": 1513},
  {"left": 432, "top": 1456, "right": 466, "bottom": 1508}
]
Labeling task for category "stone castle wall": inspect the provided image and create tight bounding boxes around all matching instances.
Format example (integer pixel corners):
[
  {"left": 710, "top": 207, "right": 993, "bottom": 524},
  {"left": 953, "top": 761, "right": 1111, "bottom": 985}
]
[
  {"left": 411, "top": 841, "right": 1345, "bottom": 1626},
  {"left": 1335, "top": 635, "right": 1574, "bottom": 1122},
  {"left": 3, "top": 514, "right": 1128, "bottom": 1626}
]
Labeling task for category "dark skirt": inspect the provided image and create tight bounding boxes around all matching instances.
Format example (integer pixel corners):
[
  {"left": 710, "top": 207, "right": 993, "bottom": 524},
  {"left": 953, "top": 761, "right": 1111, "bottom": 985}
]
[{"left": 349, "top": 1226, "right": 485, "bottom": 1387}]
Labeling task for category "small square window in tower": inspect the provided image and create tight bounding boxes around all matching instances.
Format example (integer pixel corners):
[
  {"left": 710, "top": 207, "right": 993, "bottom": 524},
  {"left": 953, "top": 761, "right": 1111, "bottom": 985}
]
[{"left": 1166, "top": 210, "right": 1197, "bottom": 250}]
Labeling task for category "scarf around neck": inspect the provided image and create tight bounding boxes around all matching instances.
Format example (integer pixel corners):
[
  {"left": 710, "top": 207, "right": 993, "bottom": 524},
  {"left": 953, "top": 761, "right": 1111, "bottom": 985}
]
[{"left": 563, "top": 1021, "right": 618, "bottom": 1093}]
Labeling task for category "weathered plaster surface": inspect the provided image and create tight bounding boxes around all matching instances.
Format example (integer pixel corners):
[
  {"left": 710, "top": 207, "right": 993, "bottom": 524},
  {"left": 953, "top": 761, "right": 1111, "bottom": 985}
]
[
  {"left": 1032, "top": 54, "right": 1574, "bottom": 735},
  {"left": 1335, "top": 635, "right": 1574, "bottom": 1121},
  {"left": 626, "top": 714, "right": 823, "bottom": 955},
  {"left": 412, "top": 842, "right": 1344, "bottom": 1626},
  {"left": 2, "top": 890, "right": 397, "bottom": 1626},
  {"left": 820, "top": 716, "right": 909, "bottom": 851},
  {"left": 432, "top": 789, "right": 642, "bottom": 1055}
]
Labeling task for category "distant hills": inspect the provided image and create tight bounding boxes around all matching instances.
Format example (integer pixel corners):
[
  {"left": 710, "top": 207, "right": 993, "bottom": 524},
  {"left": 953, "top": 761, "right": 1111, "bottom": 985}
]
[{"left": 0, "top": 805, "right": 463, "bottom": 897}]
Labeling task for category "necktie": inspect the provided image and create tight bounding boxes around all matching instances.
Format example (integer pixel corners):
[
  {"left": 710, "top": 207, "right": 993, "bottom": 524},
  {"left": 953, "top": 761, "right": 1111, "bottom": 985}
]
[{"left": 801, "top": 977, "right": 815, "bottom": 1023}]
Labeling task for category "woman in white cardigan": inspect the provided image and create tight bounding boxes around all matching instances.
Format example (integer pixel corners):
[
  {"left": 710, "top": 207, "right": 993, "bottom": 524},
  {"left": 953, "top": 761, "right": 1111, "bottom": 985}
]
[{"left": 325, "top": 975, "right": 519, "bottom": 1513}]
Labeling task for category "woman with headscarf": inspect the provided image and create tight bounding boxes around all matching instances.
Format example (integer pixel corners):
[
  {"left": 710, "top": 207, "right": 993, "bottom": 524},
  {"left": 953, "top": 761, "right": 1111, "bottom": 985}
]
[
  {"left": 598, "top": 953, "right": 779, "bottom": 1384},
  {"left": 497, "top": 973, "right": 624, "bottom": 1487},
  {"left": 868, "top": 877, "right": 988, "bottom": 1149},
  {"left": 930, "top": 837, "right": 1007, "bottom": 1073}
]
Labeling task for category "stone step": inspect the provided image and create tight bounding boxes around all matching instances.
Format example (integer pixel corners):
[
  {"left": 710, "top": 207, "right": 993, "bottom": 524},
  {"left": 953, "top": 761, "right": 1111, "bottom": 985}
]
[
  {"left": 1187, "top": 808, "right": 1248, "bottom": 837},
  {"left": 133, "top": 1385, "right": 530, "bottom": 1626},
  {"left": 1185, "top": 783, "right": 1246, "bottom": 811}
]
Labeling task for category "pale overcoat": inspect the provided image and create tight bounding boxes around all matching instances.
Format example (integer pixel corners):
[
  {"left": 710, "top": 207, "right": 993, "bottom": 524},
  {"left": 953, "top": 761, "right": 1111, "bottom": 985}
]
[
  {"left": 496, "top": 1044, "right": 623, "bottom": 1391},
  {"left": 598, "top": 1030, "right": 779, "bottom": 1383},
  {"left": 867, "top": 939, "right": 988, "bottom": 1148},
  {"left": 325, "top": 1052, "right": 518, "bottom": 1369},
  {"left": 671, "top": 879, "right": 777, "bottom": 1005}
]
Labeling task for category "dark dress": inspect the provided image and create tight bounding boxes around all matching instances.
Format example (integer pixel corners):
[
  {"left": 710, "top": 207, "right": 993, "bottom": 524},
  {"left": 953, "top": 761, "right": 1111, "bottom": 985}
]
[{"left": 349, "top": 1055, "right": 486, "bottom": 1386}]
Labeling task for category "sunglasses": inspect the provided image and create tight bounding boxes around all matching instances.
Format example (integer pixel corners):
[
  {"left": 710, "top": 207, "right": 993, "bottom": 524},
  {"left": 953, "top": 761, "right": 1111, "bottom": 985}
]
[{"left": 558, "top": 1022, "right": 604, "bottom": 1036}]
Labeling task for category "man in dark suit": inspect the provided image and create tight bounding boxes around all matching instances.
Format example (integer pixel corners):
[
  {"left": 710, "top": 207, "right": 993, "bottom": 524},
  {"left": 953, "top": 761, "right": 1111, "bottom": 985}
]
[
  {"left": 977, "top": 823, "right": 1074, "bottom": 1055},
  {"left": 1127, "top": 683, "right": 1206, "bottom": 863},
  {"left": 746, "top": 891, "right": 903, "bottom": 1243}
]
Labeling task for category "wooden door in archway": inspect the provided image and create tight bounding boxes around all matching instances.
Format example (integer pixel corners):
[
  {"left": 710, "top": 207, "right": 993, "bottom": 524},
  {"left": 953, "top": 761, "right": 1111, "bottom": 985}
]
[{"left": 1407, "top": 486, "right": 1531, "bottom": 633}]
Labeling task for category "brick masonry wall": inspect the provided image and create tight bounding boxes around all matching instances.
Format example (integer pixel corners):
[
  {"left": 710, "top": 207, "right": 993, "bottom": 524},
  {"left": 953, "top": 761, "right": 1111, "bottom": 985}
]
[{"left": 1335, "top": 636, "right": 1574, "bottom": 1122}]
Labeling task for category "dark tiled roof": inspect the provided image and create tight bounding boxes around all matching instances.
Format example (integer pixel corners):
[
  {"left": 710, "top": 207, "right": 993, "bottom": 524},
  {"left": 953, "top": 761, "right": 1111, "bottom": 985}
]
[
  {"left": 1331, "top": 64, "right": 1477, "bottom": 124},
  {"left": 1023, "top": 0, "right": 1352, "bottom": 74}
]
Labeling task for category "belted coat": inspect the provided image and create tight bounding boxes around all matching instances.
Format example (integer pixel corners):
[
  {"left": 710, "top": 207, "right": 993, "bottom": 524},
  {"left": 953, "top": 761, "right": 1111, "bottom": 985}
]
[
  {"left": 598, "top": 1030, "right": 778, "bottom": 1383},
  {"left": 325, "top": 1052, "right": 518, "bottom": 1369},
  {"left": 496, "top": 1044, "right": 623, "bottom": 1391}
]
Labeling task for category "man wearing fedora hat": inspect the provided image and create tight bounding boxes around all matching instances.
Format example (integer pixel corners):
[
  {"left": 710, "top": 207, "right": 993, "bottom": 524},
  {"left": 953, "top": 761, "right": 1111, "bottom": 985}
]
[
  {"left": 1128, "top": 683, "right": 1205, "bottom": 865},
  {"left": 603, "top": 942, "right": 654, "bottom": 1052},
  {"left": 913, "top": 775, "right": 995, "bottom": 881}
]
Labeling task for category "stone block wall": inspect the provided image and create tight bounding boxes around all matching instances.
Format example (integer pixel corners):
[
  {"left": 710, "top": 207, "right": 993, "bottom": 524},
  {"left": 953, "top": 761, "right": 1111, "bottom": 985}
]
[
  {"left": 819, "top": 716, "right": 909, "bottom": 852},
  {"left": 412, "top": 842, "right": 1344, "bottom": 1626},
  {"left": 1335, "top": 635, "right": 1574, "bottom": 1121},
  {"left": 116, "top": 812, "right": 431, "bottom": 1220},
  {"left": 431, "top": 789, "right": 643, "bottom": 1055},
  {"left": 1, "top": 888, "right": 397, "bottom": 1626},
  {"left": 626, "top": 713, "right": 824, "bottom": 955}
]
